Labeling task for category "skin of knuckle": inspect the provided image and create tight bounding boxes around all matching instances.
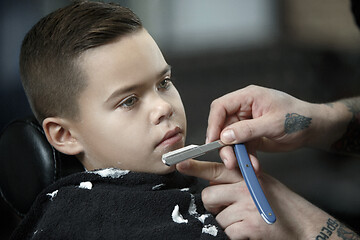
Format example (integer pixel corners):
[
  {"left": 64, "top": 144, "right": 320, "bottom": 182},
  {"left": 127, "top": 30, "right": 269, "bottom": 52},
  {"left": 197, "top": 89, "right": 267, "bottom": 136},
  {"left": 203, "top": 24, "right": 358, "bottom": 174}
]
[
  {"left": 214, "top": 211, "right": 226, "bottom": 226},
  {"left": 212, "top": 163, "right": 226, "bottom": 182},
  {"left": 220, "top": 147, "right": 236, "bottom": 162},
  {"left": 246, "top": 84, "right": 259, "bottom": 93},
  {"left": 236, "top": 182, "right": 252, "bottom": 198},
  {"left": 210, "top": 99, "right": 220, "bottom": 110},
  {"left": 241, "top": 121, "right": 254, "bottom": 139},
  {"left": 227, "top": 220, "right": 264, "bottom": 240},
  {"left": 225, "top": 223, "right": 246, "bottom": 240},
  {"left": 232, "top": 204, "right": 246, "bottom": 217},
  {"left": 247, "top": 84, "right": 256, "bottom": 89},
  {"left": 201, "top": 187, "right": 214, "bottom": 204},
  {"left": 247, "top": 219, "right": 266, "bottom": 239},
  {"left": 245, "top": 200, "right": 258, "bottom": 213}
]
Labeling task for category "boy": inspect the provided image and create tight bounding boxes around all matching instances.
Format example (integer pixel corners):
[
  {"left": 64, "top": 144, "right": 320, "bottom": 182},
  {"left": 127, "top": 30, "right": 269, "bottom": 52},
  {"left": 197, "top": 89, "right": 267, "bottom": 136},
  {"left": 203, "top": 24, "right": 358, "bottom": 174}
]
[{"left": 12, "top": 1, "right": 227, "bottom": 239}]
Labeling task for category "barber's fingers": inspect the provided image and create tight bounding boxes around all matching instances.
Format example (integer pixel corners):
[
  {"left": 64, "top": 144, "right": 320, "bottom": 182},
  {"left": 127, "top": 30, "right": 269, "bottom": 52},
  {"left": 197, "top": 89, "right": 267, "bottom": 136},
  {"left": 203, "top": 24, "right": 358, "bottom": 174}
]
[
  {"left": 222, "top": 210, "right": 270, "bottom": 240},
  {"left": 205, "top": 182, "right": 267, "bottom": 239},
  {"left": 224, "top": 222, "right": 247, "bottom": 240},
  {"left": 220, "top": 115, "right": 282, "bottom": 145},
  {"left": 202, "top": 182, "right": 249, "bottom": 214},
  {"left": 217, "top": 146, "right": 238, "bottom": 169},
  {"left": 202, "top": 182, "right": 245, "bottom": 207},
  {"left": 176, "top": 159, "right": 243, "bottom": 184},
  {"left": 218, "top": 144, "right": 261, "bottom": 173},
  {"left": 206, "top": 85, "right": 266, "bottom": 143},
  {"left": 225, "top": 221, "right": 259, "bottom": 240},
  {"left": 215, "top": 198, "right": 256, "bottom": 229},
  {"left": 216, "top": 204, "right": 245, "bottom": 230},
  {"left": 206, "top": 93, "right": 238, "bottom": 144}
]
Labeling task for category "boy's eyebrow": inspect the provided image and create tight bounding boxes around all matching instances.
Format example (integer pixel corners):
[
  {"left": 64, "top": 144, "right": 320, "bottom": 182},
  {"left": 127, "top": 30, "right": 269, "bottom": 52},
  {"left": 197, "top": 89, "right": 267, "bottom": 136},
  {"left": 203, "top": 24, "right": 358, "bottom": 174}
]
[
  {"left": 105, "top": 65, "right": 172, "bottom": 104},
  {"left": 157, "top": 65, "right": 172, "bottom": 78}
]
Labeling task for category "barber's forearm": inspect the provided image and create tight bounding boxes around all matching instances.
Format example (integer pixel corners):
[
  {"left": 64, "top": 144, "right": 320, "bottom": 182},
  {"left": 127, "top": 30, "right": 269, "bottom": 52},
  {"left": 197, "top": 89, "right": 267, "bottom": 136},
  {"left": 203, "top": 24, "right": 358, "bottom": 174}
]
[
  {"left": 262, "top": 174, "right": 359, "bottom": 240},
  {"left": 312, "top": 218, "right": 359, "bottom": 240},
  {"left": 305, "top": 101, "right": 352, "bottom": 151},
  {"left": 329, "top": 97, "right": 360, "bottom": 155}
]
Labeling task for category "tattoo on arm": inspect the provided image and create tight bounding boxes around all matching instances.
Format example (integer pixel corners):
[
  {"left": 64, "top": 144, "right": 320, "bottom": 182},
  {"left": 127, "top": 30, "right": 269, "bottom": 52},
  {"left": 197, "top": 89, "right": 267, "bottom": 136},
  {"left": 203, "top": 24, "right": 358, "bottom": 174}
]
[
  {"left": 331, "top": 98, "right": 360, "bottom": 154},
  {"left": 316, "top": 218, "right": 359, "bottom": 240},
  {"left": 284, "top": 113, "right": 312, "bottom": 134}
]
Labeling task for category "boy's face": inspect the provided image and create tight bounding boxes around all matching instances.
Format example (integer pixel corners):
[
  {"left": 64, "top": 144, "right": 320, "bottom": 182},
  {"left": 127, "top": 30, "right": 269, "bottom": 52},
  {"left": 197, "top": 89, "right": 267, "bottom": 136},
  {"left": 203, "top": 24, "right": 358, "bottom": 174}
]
[{"left": 72, "top": 29, "right": 186, "bottom": 174}]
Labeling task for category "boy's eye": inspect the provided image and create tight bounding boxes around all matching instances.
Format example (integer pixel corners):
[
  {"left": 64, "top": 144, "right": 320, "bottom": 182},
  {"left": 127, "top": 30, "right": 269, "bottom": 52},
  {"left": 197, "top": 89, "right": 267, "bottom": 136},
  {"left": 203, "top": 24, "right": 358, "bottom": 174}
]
[
  {"left": 118, "top": 95, "right": 138, "bottom": 109},
  {"left": 157, "top": 78, "right": 172, "bottom": 90}
]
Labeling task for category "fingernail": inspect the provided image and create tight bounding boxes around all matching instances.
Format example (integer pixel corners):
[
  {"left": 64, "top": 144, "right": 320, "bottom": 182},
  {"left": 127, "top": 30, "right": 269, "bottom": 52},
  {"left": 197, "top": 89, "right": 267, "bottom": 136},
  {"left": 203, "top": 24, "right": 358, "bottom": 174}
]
[
  {"left": 222, "top": 129, "right": 235, "bottom": 143},
  {"left": 205, "top": 136, "right": 209, "bottom": 144}
]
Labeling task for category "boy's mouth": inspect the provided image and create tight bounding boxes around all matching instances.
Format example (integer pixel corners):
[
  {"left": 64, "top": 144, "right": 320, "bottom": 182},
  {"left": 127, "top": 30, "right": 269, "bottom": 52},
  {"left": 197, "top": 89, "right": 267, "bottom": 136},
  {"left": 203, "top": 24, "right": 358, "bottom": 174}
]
[{"left": 156, "top": 127, "right": 183, "bottom": 148}]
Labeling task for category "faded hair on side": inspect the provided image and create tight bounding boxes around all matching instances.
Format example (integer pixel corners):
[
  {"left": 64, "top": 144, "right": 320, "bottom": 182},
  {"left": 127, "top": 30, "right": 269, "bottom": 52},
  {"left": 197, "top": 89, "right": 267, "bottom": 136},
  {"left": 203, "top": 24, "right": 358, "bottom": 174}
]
[{"left": 20, "top": 1, "right": 142, "bottom": 124}]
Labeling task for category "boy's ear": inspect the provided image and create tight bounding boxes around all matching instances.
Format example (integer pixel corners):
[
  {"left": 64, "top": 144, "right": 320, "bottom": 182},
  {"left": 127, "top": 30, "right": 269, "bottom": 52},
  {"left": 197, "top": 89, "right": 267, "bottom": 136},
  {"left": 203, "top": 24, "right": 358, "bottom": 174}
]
[{"left": 42, "top": 117, "right": 83, "bottom": 156}]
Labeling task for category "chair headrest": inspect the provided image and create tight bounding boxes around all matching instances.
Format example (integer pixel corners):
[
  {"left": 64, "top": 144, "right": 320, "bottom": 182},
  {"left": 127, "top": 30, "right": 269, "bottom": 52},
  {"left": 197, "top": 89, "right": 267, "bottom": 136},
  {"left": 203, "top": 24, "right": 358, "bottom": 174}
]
[{"left": 0, "top": 116, "right": 83, "bottom": 217}]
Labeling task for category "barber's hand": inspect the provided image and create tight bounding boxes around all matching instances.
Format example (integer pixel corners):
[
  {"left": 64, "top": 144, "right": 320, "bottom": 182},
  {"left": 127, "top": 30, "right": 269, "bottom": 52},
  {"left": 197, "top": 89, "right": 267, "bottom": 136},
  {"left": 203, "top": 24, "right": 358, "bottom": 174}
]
[
  {"left": 206, "top": 85, "right": 347, "bottom": 169},
  {"left": 177, "top": 159, "right": 295, "bottom": 239},
  {"left": 177, "top": 159, "right": 351, "bottom": 240}
]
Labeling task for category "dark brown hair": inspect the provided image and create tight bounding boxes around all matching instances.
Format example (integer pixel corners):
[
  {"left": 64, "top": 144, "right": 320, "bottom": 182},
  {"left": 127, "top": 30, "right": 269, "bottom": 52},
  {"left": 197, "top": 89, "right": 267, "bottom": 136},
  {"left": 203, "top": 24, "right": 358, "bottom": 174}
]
[{"left": 20, "top": 1, "right": 142, "bottom": 123}]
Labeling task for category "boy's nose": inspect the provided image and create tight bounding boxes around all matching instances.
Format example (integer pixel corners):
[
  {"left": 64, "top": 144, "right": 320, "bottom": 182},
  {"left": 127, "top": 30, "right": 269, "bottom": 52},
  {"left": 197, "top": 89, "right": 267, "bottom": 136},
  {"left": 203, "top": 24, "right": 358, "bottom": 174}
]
[{"left": 150, "top": 97, "right": 173, "bottom": 125}]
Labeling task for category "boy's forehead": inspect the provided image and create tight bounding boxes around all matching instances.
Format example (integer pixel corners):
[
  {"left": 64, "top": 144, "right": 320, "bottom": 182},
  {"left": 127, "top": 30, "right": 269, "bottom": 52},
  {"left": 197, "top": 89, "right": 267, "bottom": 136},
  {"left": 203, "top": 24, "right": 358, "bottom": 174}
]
[
  {"left": 79, "top": 29, "right": 165, "bottom": 76},
  {"left": 76, "top": 29, "right": 169, "bottom": 97}
]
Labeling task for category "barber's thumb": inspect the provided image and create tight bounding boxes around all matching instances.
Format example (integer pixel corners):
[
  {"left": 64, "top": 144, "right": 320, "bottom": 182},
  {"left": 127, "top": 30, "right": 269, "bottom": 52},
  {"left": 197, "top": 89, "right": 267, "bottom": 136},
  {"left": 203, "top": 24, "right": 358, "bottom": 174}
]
[
  {"left": 221, "top": 128, "right": 237, "bottom": 144},
  {"left": 220, "top": 118, "right": 265, "bottom": 144}
]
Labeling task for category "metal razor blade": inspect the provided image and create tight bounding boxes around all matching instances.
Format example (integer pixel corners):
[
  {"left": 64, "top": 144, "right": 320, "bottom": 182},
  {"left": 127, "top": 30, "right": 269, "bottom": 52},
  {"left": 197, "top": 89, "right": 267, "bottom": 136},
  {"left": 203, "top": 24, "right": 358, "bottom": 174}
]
[{"left": 162, "top": 140, "right": 225, "bottom": 166}]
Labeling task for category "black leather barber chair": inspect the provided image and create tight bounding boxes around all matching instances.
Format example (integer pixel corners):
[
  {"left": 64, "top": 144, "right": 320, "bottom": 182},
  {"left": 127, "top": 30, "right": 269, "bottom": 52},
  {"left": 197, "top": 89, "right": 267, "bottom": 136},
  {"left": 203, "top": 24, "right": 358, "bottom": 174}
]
[{"left": 0, "top": 116, "right": 84, "bottom": 237}]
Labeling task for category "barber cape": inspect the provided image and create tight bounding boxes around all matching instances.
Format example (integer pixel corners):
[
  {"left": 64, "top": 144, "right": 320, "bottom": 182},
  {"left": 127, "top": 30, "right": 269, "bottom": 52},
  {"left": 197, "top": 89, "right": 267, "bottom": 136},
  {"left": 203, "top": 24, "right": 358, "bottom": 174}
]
[{"left": 11, "top": 168, "right": 228, "bottom": 239}]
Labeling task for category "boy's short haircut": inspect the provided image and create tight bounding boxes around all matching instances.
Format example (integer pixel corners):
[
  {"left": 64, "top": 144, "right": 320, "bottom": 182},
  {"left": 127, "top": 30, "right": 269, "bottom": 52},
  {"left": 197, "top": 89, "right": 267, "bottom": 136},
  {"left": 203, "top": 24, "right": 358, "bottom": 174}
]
[{"left": 20, "top": 1, "right": 142, "bottom": 124}]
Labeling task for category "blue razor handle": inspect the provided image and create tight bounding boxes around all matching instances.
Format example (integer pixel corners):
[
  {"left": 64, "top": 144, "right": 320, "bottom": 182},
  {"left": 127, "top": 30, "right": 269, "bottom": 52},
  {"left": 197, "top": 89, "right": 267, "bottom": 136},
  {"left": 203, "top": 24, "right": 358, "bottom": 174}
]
[{"left": 234, "top": 144, "right": 276, "bottom": 224}]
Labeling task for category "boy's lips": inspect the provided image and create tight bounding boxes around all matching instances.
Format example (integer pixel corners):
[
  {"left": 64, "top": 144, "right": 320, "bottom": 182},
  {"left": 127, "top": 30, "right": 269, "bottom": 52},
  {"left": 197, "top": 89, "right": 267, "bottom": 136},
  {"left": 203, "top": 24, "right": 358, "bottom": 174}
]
[{"left": 156, "top": 127, "right": 183, "bottom": 148}]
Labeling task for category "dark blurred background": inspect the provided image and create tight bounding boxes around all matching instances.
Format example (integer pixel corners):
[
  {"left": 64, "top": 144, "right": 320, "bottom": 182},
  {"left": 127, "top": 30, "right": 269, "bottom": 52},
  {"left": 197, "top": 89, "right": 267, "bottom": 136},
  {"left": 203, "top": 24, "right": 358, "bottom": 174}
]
[{"left": 1, "top": 0, "right": 360, "bottom": 238}]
